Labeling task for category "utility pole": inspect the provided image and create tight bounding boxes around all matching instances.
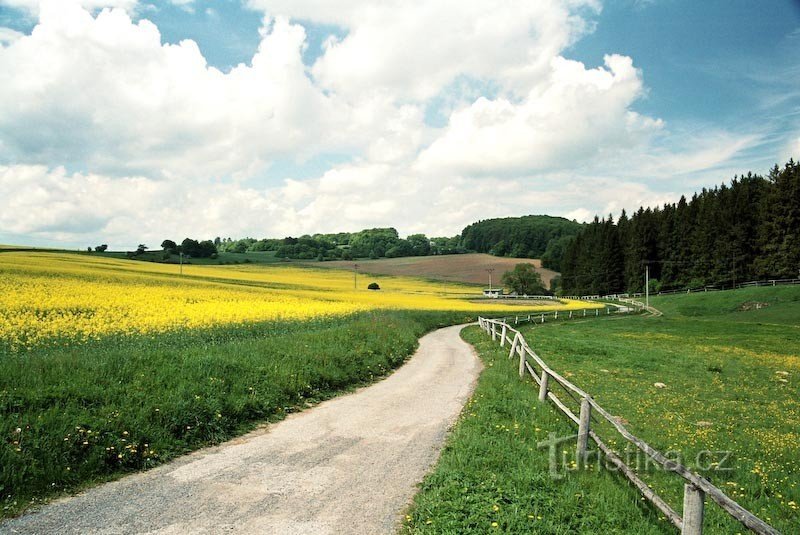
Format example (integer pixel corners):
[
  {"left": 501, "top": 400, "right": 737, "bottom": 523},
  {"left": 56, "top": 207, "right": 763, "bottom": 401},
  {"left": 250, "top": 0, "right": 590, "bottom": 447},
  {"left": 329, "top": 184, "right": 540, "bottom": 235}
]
[
  {"left": 486, "top": 268, "right": 495, "bottom": 291},
  {"left": 353, "top": 263, "right": 359, "bottom": 290},
  {"left": 179, "top": 252, "right": 183, "bottom": 276},
  {"left": 645, "top": 263, "right": 650, "bottom": 309}
]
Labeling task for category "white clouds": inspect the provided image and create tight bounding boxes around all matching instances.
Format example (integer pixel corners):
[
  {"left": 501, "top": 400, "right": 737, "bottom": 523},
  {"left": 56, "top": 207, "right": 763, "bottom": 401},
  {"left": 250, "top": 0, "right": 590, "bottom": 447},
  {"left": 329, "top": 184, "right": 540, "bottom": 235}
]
[
  {"left": 416, "top": 55, "right": 661, "bottom": 176},
  {"left": 0, "top": 0, "right": 138, "bottom": 15},
  {"left": 252, "top": 0, "right": 599, "bottom": 102},
  {"left": 0, "top": 27, "right": 24, "bottom": 45},
  {"left": 0, "top": 5, "right": 346, "bottom": 179},
  {"left": 0, "top": 1, "right": 769, "bottom": 247}
]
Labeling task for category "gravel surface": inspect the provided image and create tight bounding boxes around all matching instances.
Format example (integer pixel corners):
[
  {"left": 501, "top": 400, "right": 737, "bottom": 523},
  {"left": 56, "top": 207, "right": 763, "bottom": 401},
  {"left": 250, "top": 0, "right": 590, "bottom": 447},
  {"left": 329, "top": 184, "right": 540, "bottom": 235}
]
[{"left": 2, "top": 324, "right": 481, "bottom": 535}]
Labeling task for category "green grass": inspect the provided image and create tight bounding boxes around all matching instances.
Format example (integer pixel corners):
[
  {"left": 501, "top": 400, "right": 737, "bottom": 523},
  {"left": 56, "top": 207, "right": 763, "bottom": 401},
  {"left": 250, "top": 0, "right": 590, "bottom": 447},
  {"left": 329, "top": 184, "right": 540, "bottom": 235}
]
[
  {"left": 403, "top": 327, "right": 672, "bottom": 534},
  {"left": 0, "top": 309, "right": 472, "bottom": 518},
  {"left": 405, "top": 286, "right": 800, "bottom": 533}
]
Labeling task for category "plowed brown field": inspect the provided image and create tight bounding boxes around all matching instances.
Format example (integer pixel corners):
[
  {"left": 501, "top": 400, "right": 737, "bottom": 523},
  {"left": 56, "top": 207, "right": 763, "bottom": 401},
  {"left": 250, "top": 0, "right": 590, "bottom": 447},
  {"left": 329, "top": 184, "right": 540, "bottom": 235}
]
[{"left": 312, "top": 253, "right": 559, "bottom": 289}]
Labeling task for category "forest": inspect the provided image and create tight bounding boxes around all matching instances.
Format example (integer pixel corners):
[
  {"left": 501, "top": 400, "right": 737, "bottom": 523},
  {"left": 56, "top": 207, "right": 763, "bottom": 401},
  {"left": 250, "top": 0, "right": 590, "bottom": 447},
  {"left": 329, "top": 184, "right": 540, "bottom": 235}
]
[
  {"left": 459, "top": 215, "right": 583, "bottom": 270},
  {"left": 560, "top": 160, "right": 800, "bottom": 295}
]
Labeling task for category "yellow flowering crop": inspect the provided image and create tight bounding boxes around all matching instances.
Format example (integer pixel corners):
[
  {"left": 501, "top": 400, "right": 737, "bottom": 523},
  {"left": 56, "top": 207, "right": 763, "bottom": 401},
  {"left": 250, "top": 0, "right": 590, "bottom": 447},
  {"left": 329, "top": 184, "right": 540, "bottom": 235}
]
[{"left": 0, "top": 252, "right": 598, "bottom": 350}]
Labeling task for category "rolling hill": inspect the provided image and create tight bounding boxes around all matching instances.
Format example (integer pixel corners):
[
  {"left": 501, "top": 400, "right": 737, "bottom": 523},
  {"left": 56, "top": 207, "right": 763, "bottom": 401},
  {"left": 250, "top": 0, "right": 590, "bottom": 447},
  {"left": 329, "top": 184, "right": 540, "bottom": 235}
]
[{"left": 313, "top": 253, "right": 559, "bottom": 290}]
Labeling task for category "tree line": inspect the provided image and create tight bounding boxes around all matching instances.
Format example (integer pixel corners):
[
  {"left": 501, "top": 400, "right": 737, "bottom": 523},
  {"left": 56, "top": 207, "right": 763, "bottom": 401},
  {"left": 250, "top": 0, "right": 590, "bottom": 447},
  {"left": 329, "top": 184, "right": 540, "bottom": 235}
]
[
  {"left": 560, "top": 160, "right": 800, "bottom": 295},
  {"left": 216, "top": 228, "right": 467, "bottom": 261},
  {"left": 160, "top": 238, "right": 217, "bottom": 258},
  {"left": 459, "top": 215, "right": 583, "bottom": 270}
]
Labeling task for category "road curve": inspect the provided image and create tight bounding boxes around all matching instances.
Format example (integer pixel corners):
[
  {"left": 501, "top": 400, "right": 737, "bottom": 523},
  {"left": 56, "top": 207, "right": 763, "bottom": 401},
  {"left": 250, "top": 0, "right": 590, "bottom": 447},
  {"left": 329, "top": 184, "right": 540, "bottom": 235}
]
[{"left": 2, "top": 324, "right": 481, "bottom": 535}]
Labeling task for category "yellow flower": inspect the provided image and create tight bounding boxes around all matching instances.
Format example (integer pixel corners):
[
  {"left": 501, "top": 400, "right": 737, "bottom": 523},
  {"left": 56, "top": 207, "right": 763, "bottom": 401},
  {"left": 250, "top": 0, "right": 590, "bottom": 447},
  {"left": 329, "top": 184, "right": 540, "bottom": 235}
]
[{"left": 0, "top": 252, "right": 601, "bottom": 349}]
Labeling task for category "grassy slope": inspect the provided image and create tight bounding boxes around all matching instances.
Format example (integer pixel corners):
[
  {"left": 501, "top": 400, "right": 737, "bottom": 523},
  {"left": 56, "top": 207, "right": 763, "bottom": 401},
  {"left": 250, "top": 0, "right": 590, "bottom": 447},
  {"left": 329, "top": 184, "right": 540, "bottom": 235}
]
[
  {"left": 0, "top": 310, "right": 470, "bottom": 519},
  {"left": 405, "top": 287, "right": 799, "bottom": 533}
]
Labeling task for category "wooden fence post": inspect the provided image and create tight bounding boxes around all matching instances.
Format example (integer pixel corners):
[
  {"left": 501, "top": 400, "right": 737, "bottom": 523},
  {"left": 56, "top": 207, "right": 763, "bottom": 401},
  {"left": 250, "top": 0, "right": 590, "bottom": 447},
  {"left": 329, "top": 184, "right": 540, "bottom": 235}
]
[
  {"left": 569, "top": 311, "right": 573, "bottom": 319},
  {"left": 538, "top": 371, "right": 549, "bottom": 402},
  {"left": 583, "top": 309, "right": 586, "bottom": 317},
  {"left": 682, "top": 483, "right": 705, "bottom": 535},
  {"left": 491, "top": 322, "right": 497, "bottom": 341},
  {"left": 500, "top": 324, "right": 507, "bottom": 347},
  {"left": 595, "top": 309, "right": 599, "bottom": 316},
  {"left": 555, "top": 311, "right": 558, "bottom": 320},
  {"left": 541, "top": 313, "right": 545, "bottom": 324},
  {"left": 508, "top": 333, "right": 519, "bottom": 359},
  {"left": 576, "top": 398, "right": 591, "bottom": 467},
  {"left": 518, "top": 344, "right": 526, "bottom": 378}
]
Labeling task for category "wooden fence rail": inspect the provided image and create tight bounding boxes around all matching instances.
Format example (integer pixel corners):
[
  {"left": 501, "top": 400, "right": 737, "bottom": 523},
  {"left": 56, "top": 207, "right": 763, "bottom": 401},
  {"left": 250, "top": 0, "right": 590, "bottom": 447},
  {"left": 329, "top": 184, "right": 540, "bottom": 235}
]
[
  {"left": 562, "top": 278, "right": 800, "bottom": 301},
  {"left": 487, "top": 302, "right": 643, "bottom": 329},
  {"left": 476, "top": 316, "right": 780, "bottom": 535}
]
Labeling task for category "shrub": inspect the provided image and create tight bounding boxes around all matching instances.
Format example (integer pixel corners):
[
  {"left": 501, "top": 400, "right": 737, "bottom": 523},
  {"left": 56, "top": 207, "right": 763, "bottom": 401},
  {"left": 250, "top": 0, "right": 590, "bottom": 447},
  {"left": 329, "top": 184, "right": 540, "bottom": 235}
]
[{"left": 368, "top": 282, "right": 381, "bottom": 290}]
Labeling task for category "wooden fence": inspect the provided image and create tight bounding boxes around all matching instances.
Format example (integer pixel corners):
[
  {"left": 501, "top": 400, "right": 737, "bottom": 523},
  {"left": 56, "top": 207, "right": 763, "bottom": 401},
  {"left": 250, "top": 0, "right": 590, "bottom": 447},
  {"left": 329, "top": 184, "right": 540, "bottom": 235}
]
[
  {"left": 477, "top": 316, "right": 780, "bottom": 535},
  {"left": 485, "top": 302, "right": 642, "bottom": 328},
  {"left": 564, "top": 278, "right": 800, "bottom": 300}
]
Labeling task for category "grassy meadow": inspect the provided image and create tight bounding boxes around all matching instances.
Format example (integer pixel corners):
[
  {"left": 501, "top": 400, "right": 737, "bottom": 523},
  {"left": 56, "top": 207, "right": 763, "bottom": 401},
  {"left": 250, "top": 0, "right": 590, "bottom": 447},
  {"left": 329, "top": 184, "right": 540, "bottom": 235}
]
[
  {"left": 405, "top": 286, "right": 799, "bottom": 534},
  {"left": 0, "top": 251, "right": 591, "bottom": 518}
]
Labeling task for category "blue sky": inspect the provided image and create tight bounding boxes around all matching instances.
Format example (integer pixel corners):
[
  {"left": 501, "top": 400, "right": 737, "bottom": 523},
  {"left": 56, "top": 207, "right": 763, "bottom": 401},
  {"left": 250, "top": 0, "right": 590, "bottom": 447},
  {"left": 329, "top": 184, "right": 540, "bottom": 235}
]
[
  {"left": 0, "top": 0, "right": 798, "bottom": 248},
  {"left": 570, "top": 0, "right": 800, "bottom": 186}
]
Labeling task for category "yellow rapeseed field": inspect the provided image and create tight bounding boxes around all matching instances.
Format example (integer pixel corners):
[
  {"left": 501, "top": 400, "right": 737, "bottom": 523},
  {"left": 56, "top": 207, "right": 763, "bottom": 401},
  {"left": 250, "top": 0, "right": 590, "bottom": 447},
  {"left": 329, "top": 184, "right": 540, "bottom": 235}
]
[{"left": 0, "top": 252, "right": 599, "bottom": 350}]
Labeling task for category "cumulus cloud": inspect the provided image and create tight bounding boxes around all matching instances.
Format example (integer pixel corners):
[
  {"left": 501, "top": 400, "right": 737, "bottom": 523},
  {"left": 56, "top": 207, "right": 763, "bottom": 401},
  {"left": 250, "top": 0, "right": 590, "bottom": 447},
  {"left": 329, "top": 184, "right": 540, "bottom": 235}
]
[
  {"left": 0, "top": 27, "right": 24, "bottom": 45},
  {"left": 0, "top": 4, "right": 354, "bottom": 179},
  {"left": 0, "top": 0, "right": 764, "bottom": 248},
  {"left": 416, "top": 55, "right": 662, "bottom": 176},
  {"left": 250, "top": 0, "right": 599, "bottom": 101},
  {"left": 0, "top": 0, "right": 139, "bottom": 15}
]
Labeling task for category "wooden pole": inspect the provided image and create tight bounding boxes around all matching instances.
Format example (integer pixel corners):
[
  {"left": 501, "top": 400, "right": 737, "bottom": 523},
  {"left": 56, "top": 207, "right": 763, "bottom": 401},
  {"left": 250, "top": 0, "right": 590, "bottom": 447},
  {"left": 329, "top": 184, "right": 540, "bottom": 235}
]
[
  {"left": 500, "top": 324, "right": 507, "bottom": 347},
  {"left": 682, "top": 483, "right": 705, "bottom": 535},
  {"left": 518, "top": 345, "right": 526, "bottom": 378},
  {"left": 538, "top": 371, "right": 549, "bottom": 402},
  {"left": 576, "top": 398, "right": 591, "bottom": 467},
  {"left": 491, "top": 323, "right": 497, "bottom": 341},
  {"left": 509, "top": 333, "right": 519, "bottom": 359}
]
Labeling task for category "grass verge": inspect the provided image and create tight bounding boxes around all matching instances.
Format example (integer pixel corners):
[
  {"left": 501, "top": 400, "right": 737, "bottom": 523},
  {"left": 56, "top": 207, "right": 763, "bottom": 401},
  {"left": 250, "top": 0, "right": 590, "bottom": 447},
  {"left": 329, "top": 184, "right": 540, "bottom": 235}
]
[
  {"left": 405, "top": 286, "right": 799, "bottom": 533},
  {"left": 0, "top": 309, "right": 469, "bottom": 518},
  {"left": 403, "top": 325, "right": 671, "bottom": 534}
]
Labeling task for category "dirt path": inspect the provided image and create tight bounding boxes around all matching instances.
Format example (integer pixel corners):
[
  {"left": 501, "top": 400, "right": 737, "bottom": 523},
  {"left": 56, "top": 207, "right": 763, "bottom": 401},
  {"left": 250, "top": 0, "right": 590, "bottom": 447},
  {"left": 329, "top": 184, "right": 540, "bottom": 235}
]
[{"left": 2, "top": 325, "right": 481, "bottom": 535}]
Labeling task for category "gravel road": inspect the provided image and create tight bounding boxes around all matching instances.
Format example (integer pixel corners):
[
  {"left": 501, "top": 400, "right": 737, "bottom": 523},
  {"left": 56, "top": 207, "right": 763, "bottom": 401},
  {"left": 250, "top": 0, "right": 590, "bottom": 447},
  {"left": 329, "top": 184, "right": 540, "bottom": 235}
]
[{"left": 2, "top": 324, "right": 481, "bottom": 535}]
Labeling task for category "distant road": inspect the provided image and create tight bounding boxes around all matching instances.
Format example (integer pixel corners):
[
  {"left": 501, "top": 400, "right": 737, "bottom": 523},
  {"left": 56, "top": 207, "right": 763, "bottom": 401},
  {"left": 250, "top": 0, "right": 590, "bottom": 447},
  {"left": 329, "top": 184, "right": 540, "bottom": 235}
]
[
  {"left": 2, "top": 325, "right": 481, "bottom": 535},
  {"left": 312, "top": 253, "right": 559, "bottom": 289}
]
